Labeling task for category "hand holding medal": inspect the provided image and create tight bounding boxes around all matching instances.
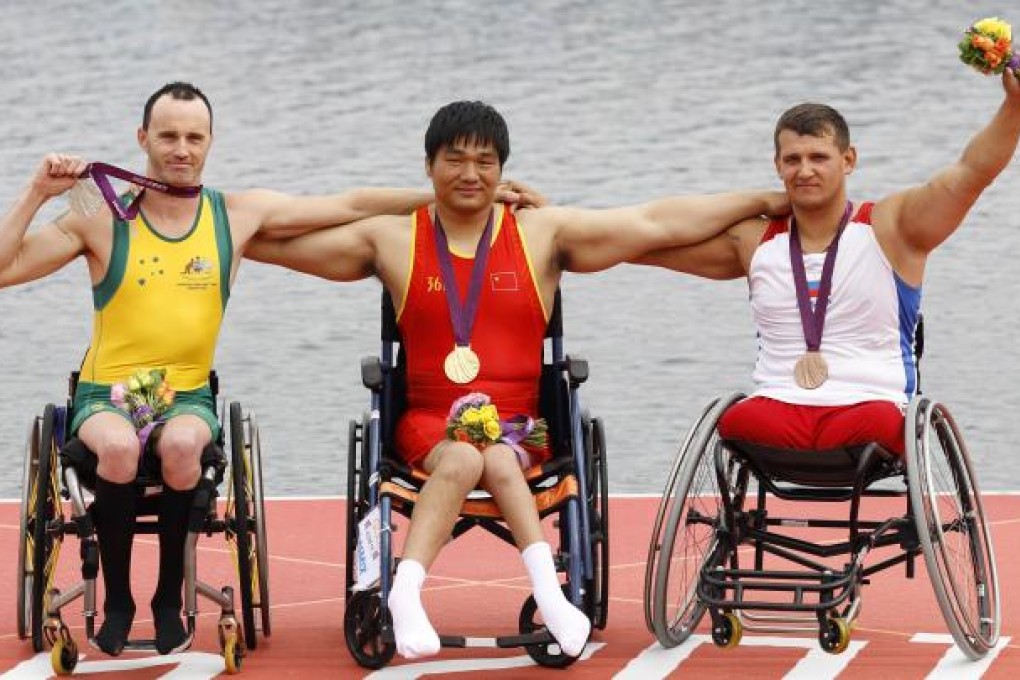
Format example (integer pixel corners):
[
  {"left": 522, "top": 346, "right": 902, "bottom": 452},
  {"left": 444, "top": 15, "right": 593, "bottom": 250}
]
[
  {"left": 68, "top": 162, "right": 202, "bottom": 220},
  {"left": 959, "top": 17, "right": 1019, "bottom": 77}
]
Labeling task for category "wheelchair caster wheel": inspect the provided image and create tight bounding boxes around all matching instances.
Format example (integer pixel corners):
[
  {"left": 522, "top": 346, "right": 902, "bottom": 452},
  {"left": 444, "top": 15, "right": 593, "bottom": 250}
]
[
  {"left": 223, "top": 634, "right": 243, "bottom": 674},
  {"left": 819, "top": 617, "right": 851, "bottom": 654},
  {"left": 711, "top": 612, "right": 742, "bottom": 649},
  {"left": 518, "top": 590, "right": 584, "bottom": 669},
  {"left": 51, "top": 638, "right": 78, "bottom": 676},
  {"left": 344, "top": 590, "right": 396, "bottom": 669}
]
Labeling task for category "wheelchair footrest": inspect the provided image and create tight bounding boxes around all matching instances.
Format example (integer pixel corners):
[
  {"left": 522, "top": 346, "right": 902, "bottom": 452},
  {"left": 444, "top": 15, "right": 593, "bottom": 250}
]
[{"left": 496, "top": 629, "right": 555, "bottom": 648}]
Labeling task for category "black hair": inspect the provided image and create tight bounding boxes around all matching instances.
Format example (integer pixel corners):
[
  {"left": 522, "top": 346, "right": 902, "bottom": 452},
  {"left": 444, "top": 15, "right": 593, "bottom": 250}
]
[{"left": 425, "top": 101, "right": 509, "bottom": 166}]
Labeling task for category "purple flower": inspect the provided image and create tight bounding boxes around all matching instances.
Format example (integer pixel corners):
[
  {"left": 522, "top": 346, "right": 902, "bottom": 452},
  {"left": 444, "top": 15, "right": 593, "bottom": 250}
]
[{"left": 110, "top": 383, "right": 127, "bottom": 409}]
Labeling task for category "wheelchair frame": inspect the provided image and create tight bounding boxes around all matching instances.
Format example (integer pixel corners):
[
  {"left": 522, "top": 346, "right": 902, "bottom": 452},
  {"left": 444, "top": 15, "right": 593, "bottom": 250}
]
[
  {"left": 343, "top": 291, "right": 609, "bottom": 669},
  {"left": 644, "top": 391, "right": 1000, "bottom": 659},
  {"left": 15, "top": 372, "right": 272, "bottom": 675}
]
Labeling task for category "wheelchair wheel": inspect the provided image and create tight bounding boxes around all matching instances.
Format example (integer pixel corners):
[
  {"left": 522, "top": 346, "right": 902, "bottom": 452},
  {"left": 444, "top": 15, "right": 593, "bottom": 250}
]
[
  {"left": 16, "top": 418, "right": 38, "bottom": 641},
  {"left": 519, "top": 586, "right": 582, "bottom": 668},
  {"left": 649, "top": 393, "right": 744, "bottom": 648},
  {"left": 344, "top": 589, "right": 396, "bottom": 669},
  {"left": 905, "top": 397, "right": 999, "bottom": 660},
  {"left": 227, "top": 402, "right": 271, "bottom": 650},
  {"left": 583, "top": 414, "right": 609, "bottom": 631},
  {"left": 28, "top": 405, "right": 62, "bottom": 653},
  {"left": 644, "top": 394, "right": 722, "bottom": 636}
]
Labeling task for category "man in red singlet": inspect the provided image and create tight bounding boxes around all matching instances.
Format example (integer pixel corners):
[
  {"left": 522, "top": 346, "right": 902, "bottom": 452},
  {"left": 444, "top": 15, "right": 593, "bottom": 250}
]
[
  {"left": 248, "top": 100, "right": 786, "bottom": 659},
  {"left": 637, "top": 70, "right": 1020, "bottom": 454}
]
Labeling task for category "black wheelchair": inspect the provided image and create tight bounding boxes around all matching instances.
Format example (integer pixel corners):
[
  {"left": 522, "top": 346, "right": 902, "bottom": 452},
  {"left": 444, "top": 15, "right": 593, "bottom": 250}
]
[
  {"left": 343, "top": 291, "right": 609, "bottom": 669},
  {"left": 644, "top": 384, "right": 1000, "bottom": 660},
  {"left": 16, "top": 372, "right": 271, "bottom": 675}
]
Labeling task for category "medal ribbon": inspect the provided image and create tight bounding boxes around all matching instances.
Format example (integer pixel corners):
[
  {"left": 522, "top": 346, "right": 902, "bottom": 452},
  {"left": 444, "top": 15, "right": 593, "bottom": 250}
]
[
  {"left": 789, "top": 201, "right": 852, "bottom": 352},
  {"left": 433, "top": 209, "right": 495, "bottom": 348},
  {"left": 81, "top": 162, "right": 202, "bottom": 221}
]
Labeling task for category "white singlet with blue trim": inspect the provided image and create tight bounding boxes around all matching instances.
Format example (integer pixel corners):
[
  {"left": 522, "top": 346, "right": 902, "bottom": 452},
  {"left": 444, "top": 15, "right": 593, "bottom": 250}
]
[{"left": 749, "top": 204, "right": 921, "bottom": 406}]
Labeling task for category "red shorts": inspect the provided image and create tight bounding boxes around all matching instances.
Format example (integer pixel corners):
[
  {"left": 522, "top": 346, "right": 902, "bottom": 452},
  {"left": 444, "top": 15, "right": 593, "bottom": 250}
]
[
  {"left": 717, "top": 397, "right": 905, "bottom": 456},
  {"left": 396, "top": 409, "right": 552, "bottom": 469}
]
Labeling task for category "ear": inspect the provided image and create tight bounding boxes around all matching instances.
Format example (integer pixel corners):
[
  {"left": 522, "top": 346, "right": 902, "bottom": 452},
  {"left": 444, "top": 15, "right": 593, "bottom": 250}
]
[
  {"left": 424, "top": 156, "right": 433, "bottom": 179},
  {"left": 137, "top": 126, "right": 147, "bottom": 149},
  {"left": 843, "top": 145, "right": 857, "bottom": 176},
  {"left": 773, "top": 154, "right": 782, "bottom": 178}
]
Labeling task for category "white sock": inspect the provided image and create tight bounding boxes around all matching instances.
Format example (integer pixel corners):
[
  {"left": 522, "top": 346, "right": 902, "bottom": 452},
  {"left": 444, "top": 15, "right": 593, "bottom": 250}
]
[
  {"left": 388, "top": 559, "right": 440, "bottom": 659},
  {"left": 521, "top": 542, "right": 591, "bottom": 657}
]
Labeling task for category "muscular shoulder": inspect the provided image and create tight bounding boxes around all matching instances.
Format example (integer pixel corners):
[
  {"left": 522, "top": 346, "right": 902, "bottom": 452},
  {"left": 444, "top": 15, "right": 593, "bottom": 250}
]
[{"left": 730, "top": 216, "right": 769, "bottom": 259}]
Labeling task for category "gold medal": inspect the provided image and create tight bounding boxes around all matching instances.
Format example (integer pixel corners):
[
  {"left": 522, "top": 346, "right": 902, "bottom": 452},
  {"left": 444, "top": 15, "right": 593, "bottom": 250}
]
[
  {"left": 794, "top": 350, "right": 828, "bottom": 389},
  {"left": 444, "top": 345, "right": 481, "bottom": 384}
]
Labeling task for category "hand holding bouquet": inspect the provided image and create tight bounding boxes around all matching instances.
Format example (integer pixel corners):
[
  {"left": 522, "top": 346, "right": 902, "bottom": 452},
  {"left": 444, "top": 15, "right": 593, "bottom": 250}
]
[
  {"left": 111, "top": 368, "right": 175, "bottom": 447},
  {"left": 446, "top": 392, "right": 547, "bottom": 467},
  {"left": 959, "top": 17, "right": 1019, "bottom": 76}
]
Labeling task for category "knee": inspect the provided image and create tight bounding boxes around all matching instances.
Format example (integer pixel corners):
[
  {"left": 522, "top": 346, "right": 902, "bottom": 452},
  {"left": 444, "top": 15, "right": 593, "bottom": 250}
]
[
  {"left": 431, "top": 445, "right": 484, "bottom": 490},
  {"left": 481, "top": 448, "right": 525, "bottom": 490},
  {"left": 95, "top": 434, "right": 141, "bottom": 484},
  {"left": 158, "top": 429, "right": 204, "bottom": 489}
]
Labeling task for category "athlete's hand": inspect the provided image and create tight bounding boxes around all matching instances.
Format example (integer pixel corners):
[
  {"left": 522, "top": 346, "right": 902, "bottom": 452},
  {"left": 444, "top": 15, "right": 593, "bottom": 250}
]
[
  {"left": 496, "top": 179, "right": 549, "bottom": 210},
  {"left": 1003, "top": 67, "right": 1020, "bottom": 104},
  {"left": 762, "top": 190, "right": 791, "bottom": 218},
  {"left": 30, "top": 154, "right": 88, "bottom": 199}
]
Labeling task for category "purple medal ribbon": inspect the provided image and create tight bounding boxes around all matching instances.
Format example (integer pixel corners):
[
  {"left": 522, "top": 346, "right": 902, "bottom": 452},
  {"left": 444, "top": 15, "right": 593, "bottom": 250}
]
[
  {"left": 432, "top": 210, "right": 495, "bottom": 348},
  {"left": 789, "top": 201, "right": 853, "bottom": 352},
  {"left": 81, "top": 161, "right": 202, "bottom": 221},
  {"left": 500, "top": 415, "right": 537, "bottom": 468}
]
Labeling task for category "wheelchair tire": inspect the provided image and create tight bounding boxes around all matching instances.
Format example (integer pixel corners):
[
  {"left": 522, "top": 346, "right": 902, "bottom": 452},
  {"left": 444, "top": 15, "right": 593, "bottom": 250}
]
[
  {"left": 16, "top": 418, "right": 38, "bottom": 641},
  {"left": 643, "top": 395, "right": 721, "bottom": 636},
  {"left": 584, "top": 414, "right": 610, "bottom": 631},
  {"left": 248, "top": 413, "right": 272, "bottom": 638},
  {"left": 345, "top": 417, "right": 365, "bottom": 596},
  {"left": 344, "top": 589, "right": 396, "bottom": 669},
  {"left": 906, "top": 397, "right": 999, "bottom": 660},
  {"left": 30, "top": 405, "right": 60, "bottom": 653},
  {"left": 518, "top": 586, "right": 582, "bottom": 668},
  {"left": 650, "top": 393, "right": 744, "bottom": 648},
  {"left": 228, "top": 402, "right": 268, "bottom": 650}
]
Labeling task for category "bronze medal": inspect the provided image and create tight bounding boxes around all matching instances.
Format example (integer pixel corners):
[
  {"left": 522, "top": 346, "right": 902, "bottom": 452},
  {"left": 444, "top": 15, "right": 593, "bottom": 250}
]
[
  {"left": 793, "top": 350, "right": 829, "bottom": 389},
  {"left": 444, "top": 345, "right": 481, "bottom": 384}
]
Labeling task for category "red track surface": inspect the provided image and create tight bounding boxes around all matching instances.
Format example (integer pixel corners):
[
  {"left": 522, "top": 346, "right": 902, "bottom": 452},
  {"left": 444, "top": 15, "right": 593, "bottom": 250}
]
[{"left": 0, "top": 495, "right": 1017, "bottom": 678}]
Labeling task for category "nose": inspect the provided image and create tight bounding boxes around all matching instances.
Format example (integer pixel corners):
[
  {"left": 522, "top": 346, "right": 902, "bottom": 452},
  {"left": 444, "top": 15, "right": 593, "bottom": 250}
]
[{"left": 460, "top": 161, "right": 480, "bottom": 181}]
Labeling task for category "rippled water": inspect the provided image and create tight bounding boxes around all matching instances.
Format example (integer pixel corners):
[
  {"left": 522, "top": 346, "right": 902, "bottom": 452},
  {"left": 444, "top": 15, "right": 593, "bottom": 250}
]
[{"left": 1, "top": 0, "right": 1018, "bottom": 496}]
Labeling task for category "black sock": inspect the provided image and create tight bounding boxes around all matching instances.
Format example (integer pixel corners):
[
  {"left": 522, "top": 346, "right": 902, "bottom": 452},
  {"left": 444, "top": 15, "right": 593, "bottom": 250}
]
[
  {"left": 152, "top": 485, "right": 196, "bottom": 654},
  {"left": 92, "top": 477, "right": 137, "bottom": 656}
]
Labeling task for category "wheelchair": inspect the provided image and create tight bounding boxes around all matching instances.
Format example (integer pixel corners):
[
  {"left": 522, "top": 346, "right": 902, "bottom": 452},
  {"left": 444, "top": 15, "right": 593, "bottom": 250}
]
[
  {"left": 644, "top": 379, "right": 1000, "bottom": 660},
  {"left": 343, "top": 290, "right": 609, "bottom": 669},
  {"left": 15, "top": 371, "right": 271, "bottom": 675}
]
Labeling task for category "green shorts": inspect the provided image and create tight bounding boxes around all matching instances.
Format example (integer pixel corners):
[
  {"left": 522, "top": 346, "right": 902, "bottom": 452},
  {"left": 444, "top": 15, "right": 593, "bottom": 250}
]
[{"left": 70, "top": 381, "right": 220, "bottom": 440}]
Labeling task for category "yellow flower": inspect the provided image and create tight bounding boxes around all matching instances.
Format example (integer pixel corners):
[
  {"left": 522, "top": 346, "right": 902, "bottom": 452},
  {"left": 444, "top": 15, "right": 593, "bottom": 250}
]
[
  {"left": 483, "top": 418, "right": 501, "bottom": 441},
  {"left": 480, "top": 404, "right": 498, "bottom": 421},
  {"left": 975, "top": 17, "right": 1011, "bottom": 42},
  {"left": 462, "top": 408, "right": 482, "bottom": 424},
  {"left": 127, "top": 376, "right": 141, "bottom": 392}
]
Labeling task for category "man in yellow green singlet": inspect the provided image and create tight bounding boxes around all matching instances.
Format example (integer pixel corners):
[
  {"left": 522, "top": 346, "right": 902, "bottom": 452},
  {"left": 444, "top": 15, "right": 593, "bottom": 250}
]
[{"left": 0, "top": 82, "right": 443, "bottom": 656}]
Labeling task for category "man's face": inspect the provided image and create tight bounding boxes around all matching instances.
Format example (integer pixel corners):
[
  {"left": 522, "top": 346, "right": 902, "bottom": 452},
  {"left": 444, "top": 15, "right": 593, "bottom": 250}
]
[
  {"left": 774, "top": 129, "right": 855, "bottom": 211},
  {"left": 426, "top": 138, "right": 502, "bottom": 214},
  {"left": 137, "top": 95, "right": 212, "bottom": 186}
]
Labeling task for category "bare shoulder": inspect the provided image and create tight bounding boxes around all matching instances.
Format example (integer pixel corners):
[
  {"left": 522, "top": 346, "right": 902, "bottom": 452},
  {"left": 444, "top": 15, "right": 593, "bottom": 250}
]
[{"left": 729, "top": 216, "right": 769, "bottom": 258}]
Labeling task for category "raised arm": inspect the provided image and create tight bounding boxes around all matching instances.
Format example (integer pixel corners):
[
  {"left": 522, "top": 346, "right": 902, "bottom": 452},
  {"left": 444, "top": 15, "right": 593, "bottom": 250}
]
[
  {"left": 878, "top": 70, "right": 1020, "bottom": 255},
  {"left": 550, "top": 190, "right": 786, "bottom": 273},
  {"left": 0, "top": 155, "right": 91, "bottom": 288}
]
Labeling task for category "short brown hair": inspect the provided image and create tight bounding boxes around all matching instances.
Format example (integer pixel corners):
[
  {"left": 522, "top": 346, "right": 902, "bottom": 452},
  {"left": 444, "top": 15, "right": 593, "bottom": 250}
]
[{"left": 774, "top": 103, "right": 849, "bottom": 155}]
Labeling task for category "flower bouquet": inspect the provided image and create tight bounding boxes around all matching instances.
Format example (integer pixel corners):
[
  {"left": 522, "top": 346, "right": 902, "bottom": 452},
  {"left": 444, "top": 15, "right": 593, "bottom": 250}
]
[
  {"left": 111, "top": 368, "right": 175, "bottom": 447},
  {"left": 959, "top": 17, "right": 1020, "bottom": 76},
  {"left": 446, "top": 392, "right": 547, "bottom": 466}
]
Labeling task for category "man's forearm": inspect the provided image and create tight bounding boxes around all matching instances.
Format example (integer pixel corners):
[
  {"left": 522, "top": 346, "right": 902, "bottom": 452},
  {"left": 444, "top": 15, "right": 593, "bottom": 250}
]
[
  {"left": 960, "top": 96, "right": 1020, "bottom": 185},
  {"left": 643, "top": 191, "right": 776, "bottom": 247},
  {"left": 345, "top": 187, "right": 433, "bottom": 220}
]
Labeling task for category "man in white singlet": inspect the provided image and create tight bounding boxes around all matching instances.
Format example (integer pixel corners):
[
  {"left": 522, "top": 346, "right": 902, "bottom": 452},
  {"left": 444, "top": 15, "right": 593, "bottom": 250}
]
[{"left": 637, "top": 69, "right": 1020, "bottom": 454}]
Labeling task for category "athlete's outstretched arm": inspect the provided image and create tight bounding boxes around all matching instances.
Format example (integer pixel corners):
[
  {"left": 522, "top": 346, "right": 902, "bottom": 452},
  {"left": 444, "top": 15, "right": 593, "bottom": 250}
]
[
  {"left": 245, "top": 215, "right": 385, "bottom": 281},
  {"left": 0, "top": 155, "right": 91, "bottom": 288},
  {"left": 879, "top": 69, "right": 1020, "bottom": 254},
  {"left": 549, "top": 190, "right": 787, "bottom": 273},
  {"left": 633, "top": 217, "right": 766, "bottom": 280}
]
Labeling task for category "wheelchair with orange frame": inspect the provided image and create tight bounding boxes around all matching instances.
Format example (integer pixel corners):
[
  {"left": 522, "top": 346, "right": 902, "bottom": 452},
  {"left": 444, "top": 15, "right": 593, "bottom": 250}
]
[
  {"left": 16, "top": 371, "right": 271, "bottom": 675},
  {"left": 343, "top": 290, "right": 609, "bottom": 669}
]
